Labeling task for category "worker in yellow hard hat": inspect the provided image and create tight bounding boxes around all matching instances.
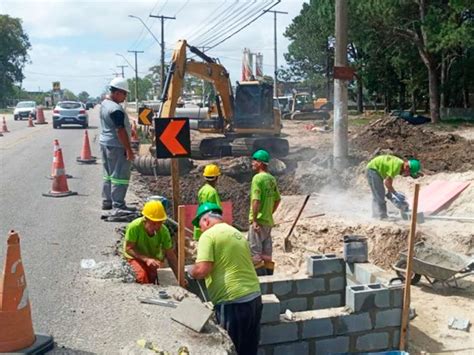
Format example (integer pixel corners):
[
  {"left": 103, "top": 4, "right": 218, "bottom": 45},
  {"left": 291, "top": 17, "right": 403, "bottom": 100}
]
[
  {"left": 193, "top": 164, "right": 222, "bottom": 240},
  {"left": 123, "top": 200, "right": 180, "bottom": 284}
]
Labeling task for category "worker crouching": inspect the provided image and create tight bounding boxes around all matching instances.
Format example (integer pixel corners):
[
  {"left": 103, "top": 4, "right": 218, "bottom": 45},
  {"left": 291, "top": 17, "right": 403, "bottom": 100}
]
[
  {"left": 188, "top": 203, "right": 262, "bottom": 355},
  {"left": 123, "top": 200, "right": 180, "bottom": 284}
]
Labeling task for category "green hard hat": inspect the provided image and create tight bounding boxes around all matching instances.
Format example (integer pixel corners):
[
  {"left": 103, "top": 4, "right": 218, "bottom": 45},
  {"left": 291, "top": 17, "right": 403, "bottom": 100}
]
[
  {"left": 408, "top": 159, "right": 421, "bottom": 177},
  {"left": 192, "top": 202, "right": 222, "bottom": 227},
  {"left": 252, "top": 149, "right": 270, "bottom": 163}
]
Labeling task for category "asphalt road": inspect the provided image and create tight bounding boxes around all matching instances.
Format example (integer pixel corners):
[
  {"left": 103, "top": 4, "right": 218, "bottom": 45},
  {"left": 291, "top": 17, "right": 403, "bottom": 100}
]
[{"left": 0, "top": 107, "right": 117, "bottom": 348}]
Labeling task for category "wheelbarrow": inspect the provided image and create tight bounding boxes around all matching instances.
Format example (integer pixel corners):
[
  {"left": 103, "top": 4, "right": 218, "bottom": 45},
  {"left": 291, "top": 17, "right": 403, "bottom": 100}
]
[{"left": 392, "top": 241, "right": 474, "bottom": 288}]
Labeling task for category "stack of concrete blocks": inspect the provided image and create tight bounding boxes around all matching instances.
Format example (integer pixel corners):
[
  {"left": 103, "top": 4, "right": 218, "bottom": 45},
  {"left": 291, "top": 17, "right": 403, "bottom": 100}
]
[{"left": 258, "top": 255, "right": 404, "bottom": 355}]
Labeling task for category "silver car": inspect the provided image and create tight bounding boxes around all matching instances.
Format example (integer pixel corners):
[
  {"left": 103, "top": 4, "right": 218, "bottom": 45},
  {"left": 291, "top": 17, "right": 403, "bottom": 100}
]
[{"left": 52, "top": 101, "right": 89, "bottom": 129}]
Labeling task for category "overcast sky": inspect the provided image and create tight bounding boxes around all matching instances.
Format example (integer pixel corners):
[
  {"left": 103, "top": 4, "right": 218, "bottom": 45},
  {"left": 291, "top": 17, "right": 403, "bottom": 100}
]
[{"left": 1, "top": 0, "right": 307, "bottom": 97}]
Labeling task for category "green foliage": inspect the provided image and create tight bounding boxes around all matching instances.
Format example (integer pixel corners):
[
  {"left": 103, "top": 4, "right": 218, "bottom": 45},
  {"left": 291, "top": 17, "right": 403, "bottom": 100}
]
[
  {"left": 127, "top": 77, "right": 153, "bottom": 101},
  {"left": 77, "top": 91, "right": 90, "bottom": 102},
  {"left": 62, "top": 89, "right": 77, "bottom": 101},
  {"left": 0, "top": 15, "right": 31, "bottom": 107}
]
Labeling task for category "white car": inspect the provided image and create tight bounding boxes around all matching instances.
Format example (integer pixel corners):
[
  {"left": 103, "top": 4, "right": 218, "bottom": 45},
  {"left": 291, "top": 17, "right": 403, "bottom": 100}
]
[{"left": 14, "top": 101, "right": 37, "bottom": 120}]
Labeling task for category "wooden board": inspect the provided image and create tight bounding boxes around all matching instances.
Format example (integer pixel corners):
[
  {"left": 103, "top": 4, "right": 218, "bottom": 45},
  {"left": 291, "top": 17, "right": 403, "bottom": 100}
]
[{"left": 410, "top": 180, "right": 470, "bottom": 215}]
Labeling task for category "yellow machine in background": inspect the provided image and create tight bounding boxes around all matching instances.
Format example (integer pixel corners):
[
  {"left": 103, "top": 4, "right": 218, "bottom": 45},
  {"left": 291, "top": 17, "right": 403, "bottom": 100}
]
[
  {"left": 282, "top": 91, "right": 331, "bottom": 121},
  {"left": 158, "top": 40, "right": 289, "bottom": 159}
]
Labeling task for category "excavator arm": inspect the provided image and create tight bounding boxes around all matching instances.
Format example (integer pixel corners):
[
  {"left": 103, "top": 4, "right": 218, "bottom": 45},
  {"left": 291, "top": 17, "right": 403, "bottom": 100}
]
[{"left": 159, "top": 40, "right": 234, "bottom": 132}]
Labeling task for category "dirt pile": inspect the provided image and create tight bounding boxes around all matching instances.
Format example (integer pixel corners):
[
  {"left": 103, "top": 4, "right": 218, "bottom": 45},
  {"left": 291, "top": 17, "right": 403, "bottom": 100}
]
[{"left": 351, "top": 116, "right": 474, "bottom": 173}]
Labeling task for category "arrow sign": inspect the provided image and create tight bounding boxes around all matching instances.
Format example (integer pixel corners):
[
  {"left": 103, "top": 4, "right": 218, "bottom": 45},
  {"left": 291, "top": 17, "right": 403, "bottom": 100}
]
[
  {"left": 154, "top": 118, "right": 191, "bottom": 159},
  {"left": 138, "top": 107, "right": 153, "bottom": 125}
]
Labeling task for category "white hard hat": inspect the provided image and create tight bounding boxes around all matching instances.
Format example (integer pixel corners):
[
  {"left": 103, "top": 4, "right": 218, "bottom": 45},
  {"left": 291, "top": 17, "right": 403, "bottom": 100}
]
[{"left": 109, "top": 77, "right": 130, "bottom": 93}]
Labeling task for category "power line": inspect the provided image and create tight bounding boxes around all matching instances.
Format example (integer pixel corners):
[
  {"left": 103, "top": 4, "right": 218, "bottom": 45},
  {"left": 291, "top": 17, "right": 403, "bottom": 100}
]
[{"left": 182, "top": 0, "right": 230, "bottom": 40}]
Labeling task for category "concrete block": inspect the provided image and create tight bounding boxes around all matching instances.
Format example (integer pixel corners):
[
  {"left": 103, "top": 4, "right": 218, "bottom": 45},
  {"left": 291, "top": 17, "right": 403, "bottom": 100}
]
[
  {"left": 307, "top": 254, "right": 344, "bottom": 277},
  {"left": 261, "top": 294, "right": 281, "bottom": 324},
  {"left": 315, "top": 336, "right": 350, "bottom": 354},
  {"left": 353, "top": 263, "right": 385, "bottom": 284},
  {"left": 335, "top": 313, "right": 372, "bottom": 334},
  {"left": 388, "top": 285, "right": 404, "bottom": 308},
  {"left": 448, "top": 317, "right": 471, "bottom": 331},
  {"left": 356, "top": 332, "right": 390, "bottom": 351},
  {"left": 272, "top": 280, "right": 293, "bottom": 297},
  {"left": 346, "top": 284, "right": 390, "bottom": 312},
  {"left": 260, "top": 322, "right": 298, "bottom": 345},
  {"left": 296, "top": 277, "right": 325, "bottom": 295},
  {"left": 329, "top": 276, "right": 345, "bottom": 291},
  {"left": 313, "top": 293, "right": 342, "bottom": 309},
  {"left": 301, "top": 318, "right": 334, "bottom": 339},
  {"left": 171, "top": 298, "right": 213, "bottom": 332},
  {"left": 393, "top": 329, "right": 400, "bottom": 348},
  {"left": 260, "top": 282, "right": 270, "bottom": 294},
  {"left": 273, "top": 341, "right": 310, "bottom": 355},
  {"left": 280, "top": 297, "right": 308, "bottom": 313},
  {"left": 375, "top": 308, "right": 402, "bottom": 328}
]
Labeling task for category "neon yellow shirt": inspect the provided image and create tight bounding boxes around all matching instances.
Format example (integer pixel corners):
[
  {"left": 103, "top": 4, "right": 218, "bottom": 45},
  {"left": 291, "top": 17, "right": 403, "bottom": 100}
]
[
  {"left": 123, "top": 217, "right": 172, "bottom": 260},
  {"left": 196, "top": 223, "right": 260, "bottom": 305},
  {"left": 194, "top": 183, "right": 222, "bottom": 240},
  {"left": 249, "top": 172, "right": 281, "bottom": 226},
  {"left": 367, "top": 155, "right": 404, "bottom": 179}
]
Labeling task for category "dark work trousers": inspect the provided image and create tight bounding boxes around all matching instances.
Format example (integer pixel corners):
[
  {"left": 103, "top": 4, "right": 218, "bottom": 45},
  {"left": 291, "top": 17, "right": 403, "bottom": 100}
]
[
  {"left": 100, "top": 145, "right": 131, "bottom": 209},
  {"left": 366, "top": 169, "right": 388, "bottom": 219},
  {"left": 215, "top": 296, "right": 263, "bottom": 355}
]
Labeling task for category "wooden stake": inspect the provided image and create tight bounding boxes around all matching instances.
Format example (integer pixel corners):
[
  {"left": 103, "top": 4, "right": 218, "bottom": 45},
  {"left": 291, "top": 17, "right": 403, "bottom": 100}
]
[
  {"left": 284, "top": 194, "right": 310, "bottom": 252},
  {"left": 177, "top": 205, "right": 186, "bottom": 288},
  {"left": 171, "top": 159, "right": 180, "bottom": 220},
  {"left": 399, "top": 183, "right": 420, "bottom": 350}
]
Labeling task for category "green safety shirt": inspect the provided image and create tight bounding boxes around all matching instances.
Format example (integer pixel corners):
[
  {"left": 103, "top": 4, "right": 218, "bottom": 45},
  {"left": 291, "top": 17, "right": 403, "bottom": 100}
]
[
  {"left": 193, "top": 183, "right": 222, "bottom": 240},
  {"left": 196, "top": 223, "right": 260, "bottom": 305},
  {"left": 367, "top": 155, "right": 404, "bottom": 179},
  {"left": 249, "top": 172, "right": 281, "bottom": 226},
  {"left": 123, "top": 217, "right": 172, "bottom": 261}
]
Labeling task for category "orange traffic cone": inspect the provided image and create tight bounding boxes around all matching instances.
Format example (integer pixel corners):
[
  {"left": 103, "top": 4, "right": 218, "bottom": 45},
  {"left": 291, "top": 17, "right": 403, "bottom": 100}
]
[
  {"left": 27, "top": 114, "right": 35, "bottom": 127},
  {"left": 2, "top": 116, "right": 9, "bottom": 132},
  {"left": 130, "top": 121, "right": 140, "bottom": 149},
  {"left": 50, "top": 140, "right": 73, "bottom": 179},
  {"left": 35, "top": 106, "right": 48, "bottom": 124},
  {"left": 0, "top": 230, "right": 54, "bottom": 353},
  {"left": 43, "top": 148, "right": 77, "bottom": 197},
  {"left": 76, "top": 130, "right": 97, "bottom": 164}
]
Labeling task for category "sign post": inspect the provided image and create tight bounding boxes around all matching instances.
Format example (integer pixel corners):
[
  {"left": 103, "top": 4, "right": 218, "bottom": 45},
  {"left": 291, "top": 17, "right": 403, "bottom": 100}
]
[{"left": 177, "top": 205, "right": 186, "bottom": 287}]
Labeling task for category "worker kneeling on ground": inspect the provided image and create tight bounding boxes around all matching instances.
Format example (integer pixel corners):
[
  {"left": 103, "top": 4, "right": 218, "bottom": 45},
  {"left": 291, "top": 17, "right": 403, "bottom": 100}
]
[
  {"left": 193, "top": 163, "right": 222, "bottom": 241},
  {"left": 188, "top": 202, "right": 262, "bottom": 355},
  {"left": 123, "top": 200, "right": 180, "bottom": 284},
  {"left": 248, "top": 149, "right": 281, "bottom": 276},
  {"left": 366, "top": 154, "right": 421, "bottom": 219}
]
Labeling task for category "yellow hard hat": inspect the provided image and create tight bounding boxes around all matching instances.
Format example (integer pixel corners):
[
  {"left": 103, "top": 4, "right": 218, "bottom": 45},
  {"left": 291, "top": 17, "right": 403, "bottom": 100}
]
[
  {"left": 203, "top": 164, "right": 221, "bottom": 178},
  {"left": 142, "top": 200, "right": 167, "bottom": 222}
]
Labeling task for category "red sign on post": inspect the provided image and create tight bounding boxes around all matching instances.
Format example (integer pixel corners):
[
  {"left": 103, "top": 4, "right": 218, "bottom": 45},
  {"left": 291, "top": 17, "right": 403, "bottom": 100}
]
[{"left": 334, "top": 66, "right": 356, "bottom": 81}]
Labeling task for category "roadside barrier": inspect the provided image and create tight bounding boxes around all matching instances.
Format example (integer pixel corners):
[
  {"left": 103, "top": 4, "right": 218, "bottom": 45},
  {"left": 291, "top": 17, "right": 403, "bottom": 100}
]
[
  {"left": 43, "top": 148, "right": 77, "bottom": 198},
  {"left": 2, "top": 117, "right": 9, "bottom": 132},
  {"left": 35, "top": 106, "right": 48, "bottom": 124},
  {"left": 0, "top": 230, "right": 54, "bottom": 353},
  {"left": 76, "top": 130, "right": 97, "bottom": 164}
]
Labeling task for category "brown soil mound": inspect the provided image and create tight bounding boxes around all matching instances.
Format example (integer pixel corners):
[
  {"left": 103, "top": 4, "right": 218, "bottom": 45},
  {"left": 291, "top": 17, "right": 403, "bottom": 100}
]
[{"left": 351, "top": 116, "right": 474, "bottom": 173}]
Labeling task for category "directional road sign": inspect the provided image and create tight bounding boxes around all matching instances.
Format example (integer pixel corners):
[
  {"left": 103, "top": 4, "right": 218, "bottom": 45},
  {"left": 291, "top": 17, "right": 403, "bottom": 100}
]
[
  {"left": 138, "top": 107, "right": 154, "bottom": 125},
  {"left": 154, "top": 118, "right": 191, "bottom": 158}
]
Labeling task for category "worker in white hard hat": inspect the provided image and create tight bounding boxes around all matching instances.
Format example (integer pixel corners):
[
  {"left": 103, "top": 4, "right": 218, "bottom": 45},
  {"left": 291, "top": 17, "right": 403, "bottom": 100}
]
[
  {"left": 123, "top": 200, "right": 180, "bottom": 284},
  {"left": 99, "top": 77, "right": 136, "bottom": 213},
  {"left": 193, "top": 163, "right": 222, "bottom": 241}
]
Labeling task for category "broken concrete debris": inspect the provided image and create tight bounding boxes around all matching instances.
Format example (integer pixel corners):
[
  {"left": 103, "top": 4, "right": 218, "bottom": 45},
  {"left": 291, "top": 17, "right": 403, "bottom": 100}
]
[{"left": 448, "top": 317, "right": 471, "bottom": 332}]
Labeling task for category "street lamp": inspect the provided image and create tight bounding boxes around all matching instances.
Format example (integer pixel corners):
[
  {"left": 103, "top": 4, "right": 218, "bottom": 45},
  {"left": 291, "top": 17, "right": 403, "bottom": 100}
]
[{"left": 128, "top": 15, "right": 161, "bottom": 46}]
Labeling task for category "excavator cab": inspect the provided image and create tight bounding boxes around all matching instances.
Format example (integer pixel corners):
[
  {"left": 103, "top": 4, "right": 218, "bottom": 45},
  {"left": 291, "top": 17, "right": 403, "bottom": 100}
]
[{"left": 234, "top": 81, "right": 274, "bottom": 130}]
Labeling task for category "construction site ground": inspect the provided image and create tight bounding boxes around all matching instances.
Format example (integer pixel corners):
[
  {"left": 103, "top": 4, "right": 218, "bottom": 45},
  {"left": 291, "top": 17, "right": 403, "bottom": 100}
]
[{"left": 131, "top": 113, "right": 474, "bottom": 354}]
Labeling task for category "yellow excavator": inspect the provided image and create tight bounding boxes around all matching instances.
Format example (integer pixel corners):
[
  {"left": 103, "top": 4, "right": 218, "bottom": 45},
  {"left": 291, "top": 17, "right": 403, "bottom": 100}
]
[{"left": 157, "top": 40, "right": 289, "bottom": 159}]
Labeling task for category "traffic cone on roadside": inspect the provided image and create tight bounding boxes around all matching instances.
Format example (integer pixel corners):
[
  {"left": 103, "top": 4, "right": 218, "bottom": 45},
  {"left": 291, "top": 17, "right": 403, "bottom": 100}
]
[
  {"left": 50, "top": 140, "right": 73, "bottom": 179},
  {"left": 35, "top": 106, "right": 48, "bottom": 124},
  {"left": 76, "top": 130, "right": 97, "bottom": 164},
  {"left": 27, "top": 114, "right": 35, "bottom": 127},
  {"left": 0, "top": 230, "right": 54, "bottom": 353},
  {"left": 43, "top": 148, "right": 77, "bottom": 197},
  {"left": 2, "top": 117, "right": 9, "bottom": 132},
  {"left": 130, "top": 121, "right": 140, "bottom": 149}
]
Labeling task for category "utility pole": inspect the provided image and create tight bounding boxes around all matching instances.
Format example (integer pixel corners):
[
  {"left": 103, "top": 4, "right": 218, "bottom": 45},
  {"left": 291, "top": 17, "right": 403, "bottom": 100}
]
[
  {"left": 149, "top": 14, "right": 176, "bottom": 93},
  {"left": 333, "top": 0, "right": 349, "bottom": 171},
  {"left": 264, "top": 9, "right": 287, "bottom": 97},
  {"left": 117, "top": 65, "right": 127, "bottom": 78},
  {"left": 128, "top": 50, "right": 144, "bottom": 110}
]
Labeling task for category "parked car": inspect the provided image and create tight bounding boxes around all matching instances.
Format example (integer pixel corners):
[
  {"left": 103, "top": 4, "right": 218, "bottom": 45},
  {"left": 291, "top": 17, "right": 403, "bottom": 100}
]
[
  {"left": 14, "top": 101, "right": 37, "bottom": 120},
  {"left": 85, "top": 100, "right": 96, "bottom": 110},
  {"left": 52, "top": 101, "right": 89, "bottom": 128}
]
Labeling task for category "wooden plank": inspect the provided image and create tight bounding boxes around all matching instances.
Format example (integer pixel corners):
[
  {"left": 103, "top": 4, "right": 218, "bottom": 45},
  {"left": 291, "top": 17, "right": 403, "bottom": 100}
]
[
  {"left": 410, "top": 180, "right": 470, "bottom": 215},
  {"left": 177, "top": 205, "right": 186, "bottom": 288},
  {"left": 171, "top": 159, "right": 180, "bottom": 220},
  {"left": 400, "top": 183, "right": 420, "bottom": 350}
]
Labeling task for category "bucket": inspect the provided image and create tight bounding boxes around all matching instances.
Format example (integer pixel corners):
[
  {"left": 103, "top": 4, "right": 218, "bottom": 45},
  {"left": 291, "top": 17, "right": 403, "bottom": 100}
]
[{"left": 343, "top": 235, "right": 368, "bottom": 263}]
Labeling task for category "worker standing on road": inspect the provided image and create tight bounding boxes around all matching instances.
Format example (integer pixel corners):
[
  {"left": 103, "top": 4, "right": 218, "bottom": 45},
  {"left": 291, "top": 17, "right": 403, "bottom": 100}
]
[
  {"left": 366, "top": 154, "right": 421, "bottom": 219},
  {"left": 189, "top": 203, "right": 262, "bottom": 355},
  {"left": 193, "top": 164, "right": 222, "bottom": 241},
  {"left": 99, "top": 77, "right": 135, "bottom": 213},
  {"left": 123, "top": 200, "right": 180, "bottom": 284},
  {"left": 248, "top": 149, "right": 281, "bottom": 276}
]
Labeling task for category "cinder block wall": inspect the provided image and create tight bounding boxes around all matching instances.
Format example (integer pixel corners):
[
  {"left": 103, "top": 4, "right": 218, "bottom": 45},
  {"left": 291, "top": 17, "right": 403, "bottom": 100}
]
[{"left": 258, "top": 256, "right": 404, "bottom": 355}]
